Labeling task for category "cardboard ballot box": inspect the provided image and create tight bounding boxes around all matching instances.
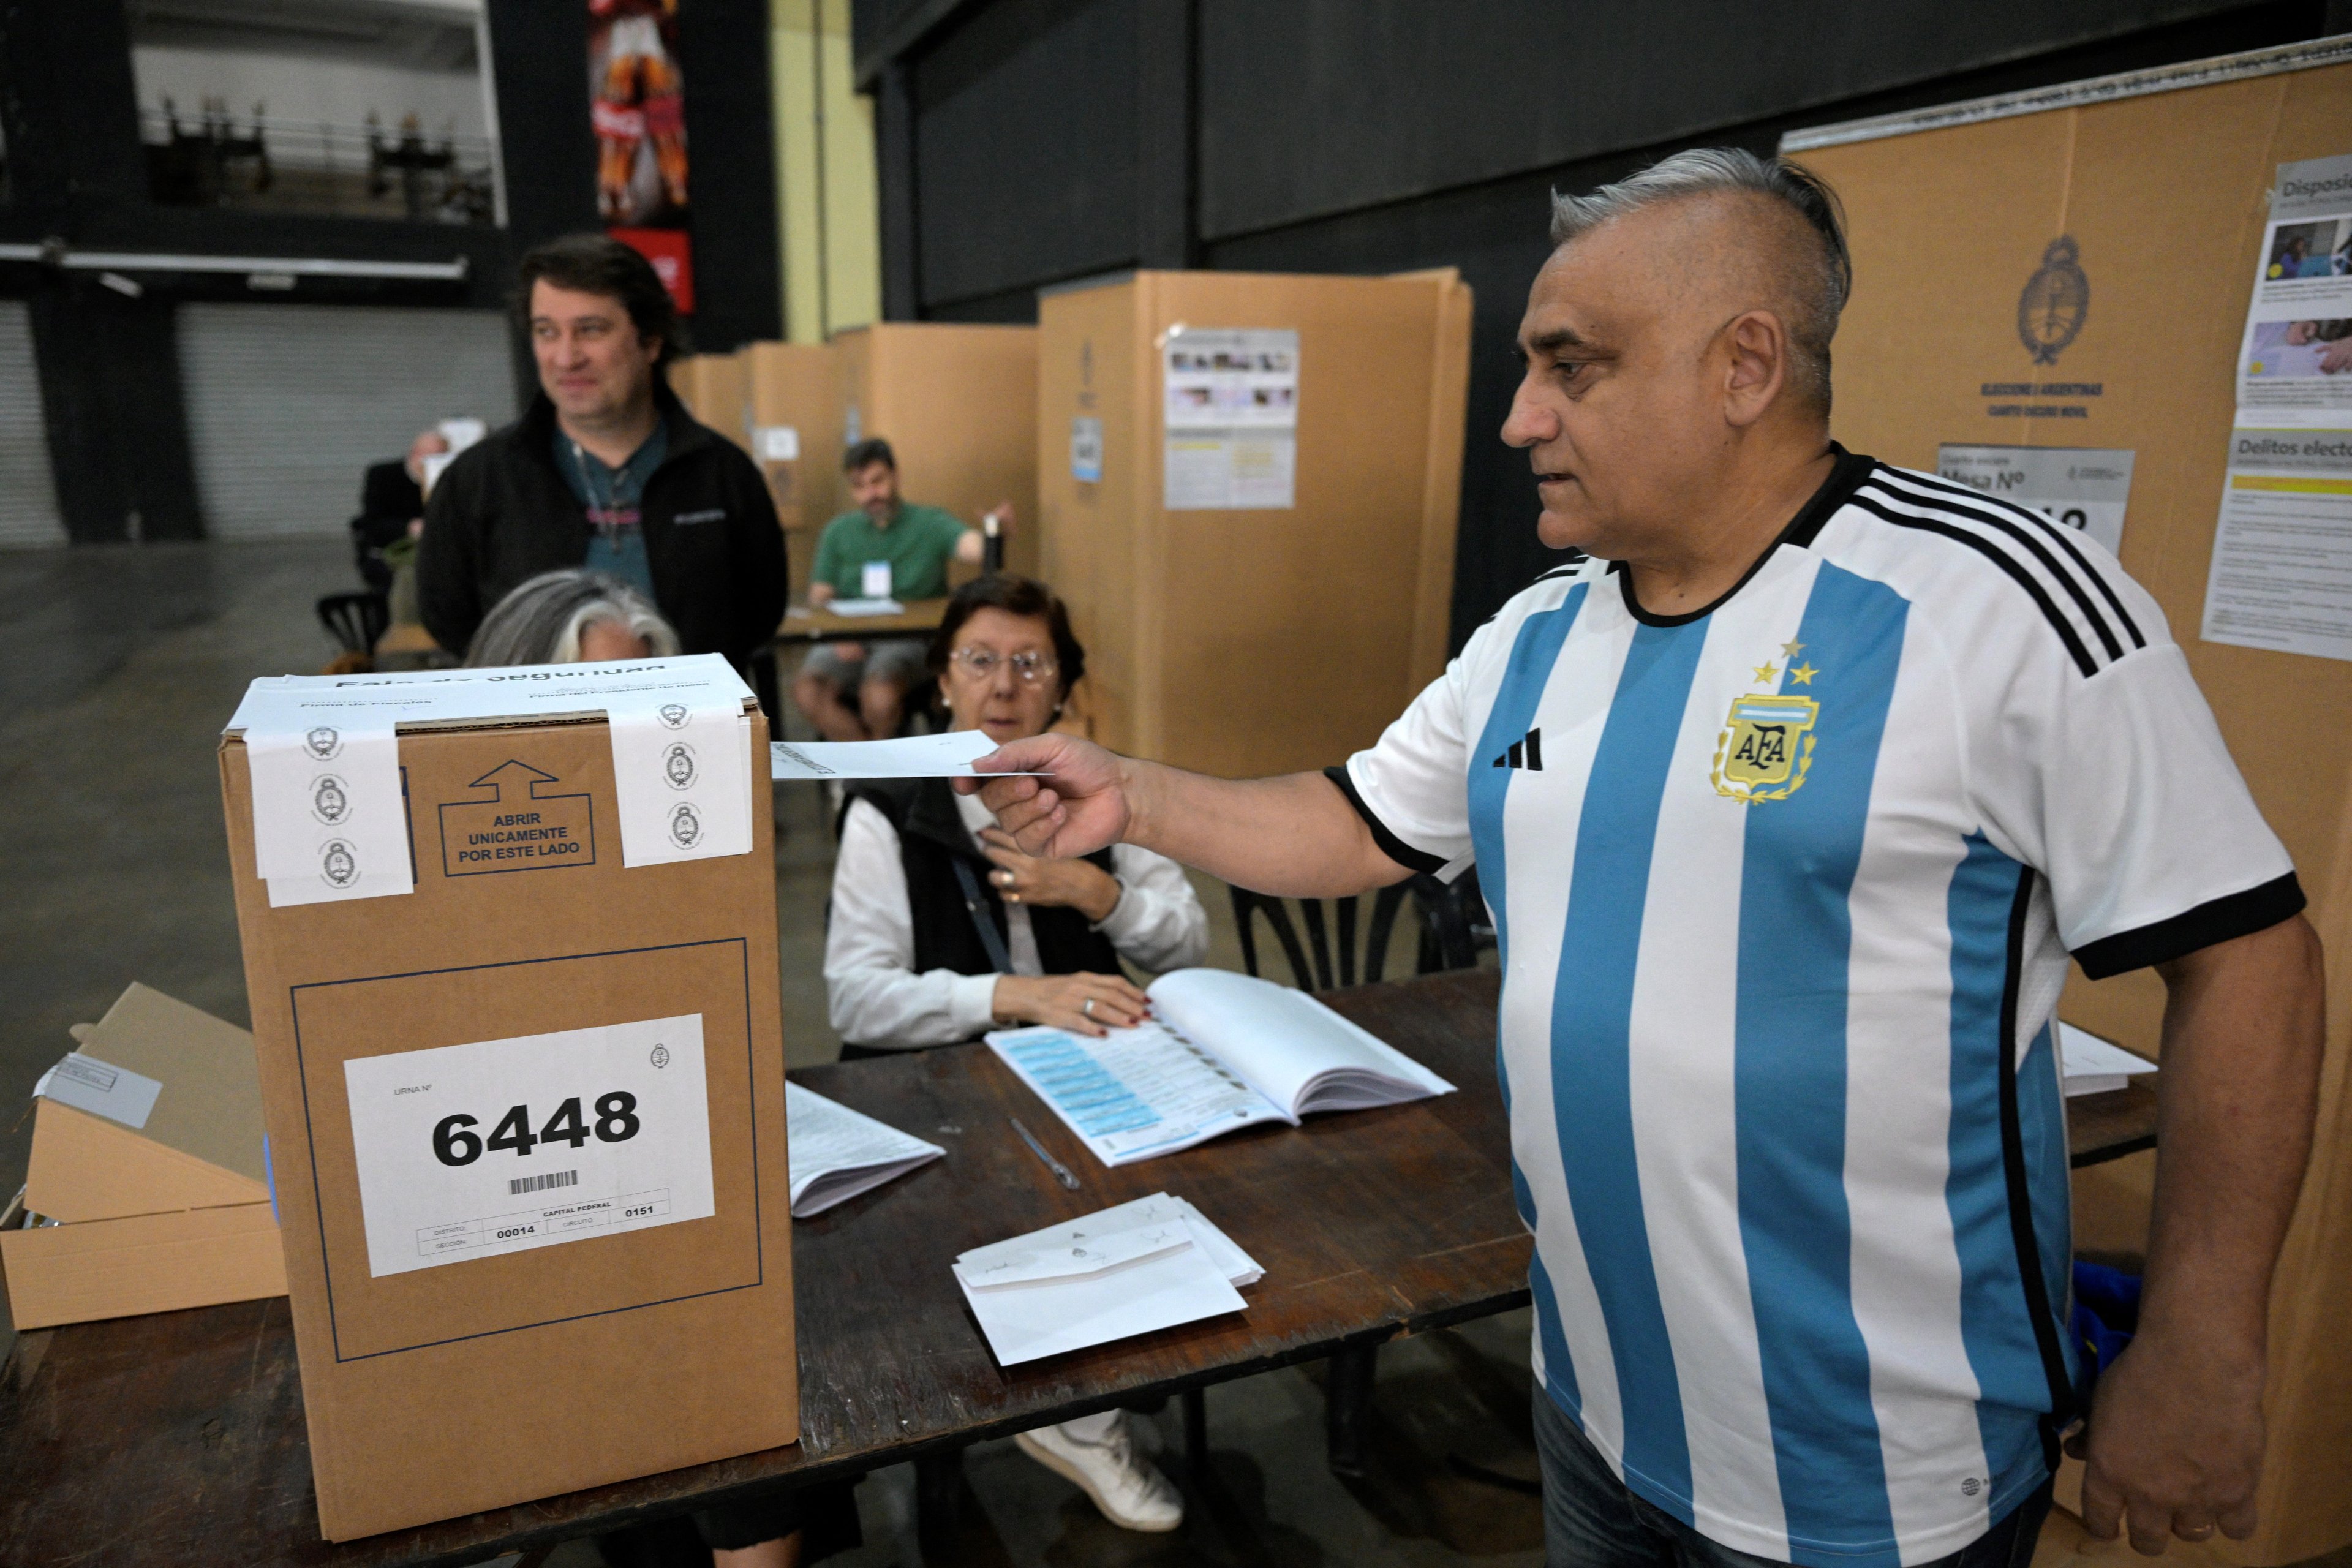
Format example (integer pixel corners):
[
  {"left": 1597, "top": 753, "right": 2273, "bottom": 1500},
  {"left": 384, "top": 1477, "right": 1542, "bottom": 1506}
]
[
  {"left": 0, "top": 983, "right": 285, "bottom": 1329},
  {"left": 218, "top": 657, "right": 795, "bottom": 1540}
]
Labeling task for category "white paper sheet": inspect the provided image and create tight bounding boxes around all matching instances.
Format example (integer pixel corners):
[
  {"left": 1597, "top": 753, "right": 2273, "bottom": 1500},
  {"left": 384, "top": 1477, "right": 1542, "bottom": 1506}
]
[
  {"left": 768, "top": 729, "right": 1046, "bottom": 781},
  {"left": 2199, "top": 428, "right": 2352, "bottom": 661},
  {"left": 33, "top": 1051, "right": 164, "bottom": 1130},
  {"left": 607, "top": 704, "right": 753, "bottom": 867},
  {"left": 247, "top": 723, "right": 415, "bottom": 907},
  {"left": 826, "top": 597, "right": 905, "bottom": 617},
  {"left": 952, "top": 1194, "right": 1253, "bottom": 1365},
  {"left": 2197, "top": 153, "right": 2352, "bottom": 661},
  {"left": 1934, "top": 446, "right": 2135, "bottom": 556},
  {"left": 341, "top": 1013, "right": 715, "bottom": 1278},
  {"left": 785, "top": 1081, "right": 944, "bottom": 1218},
  {"left": 2057, "top": 1022, "right": 2158, "bottom": 1098},
  {"left": 1163, "top": 326, "right": 1298, "bottom": 510},
  {"left": 2230, "top": 153, "right": 2352, "bottom": 431}
]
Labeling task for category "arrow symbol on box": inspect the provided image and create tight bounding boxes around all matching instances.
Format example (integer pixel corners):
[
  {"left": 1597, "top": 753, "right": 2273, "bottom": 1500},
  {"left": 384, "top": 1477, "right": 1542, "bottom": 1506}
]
[{"left": 464, "top": 760, "right": 564, "bottom": 802}]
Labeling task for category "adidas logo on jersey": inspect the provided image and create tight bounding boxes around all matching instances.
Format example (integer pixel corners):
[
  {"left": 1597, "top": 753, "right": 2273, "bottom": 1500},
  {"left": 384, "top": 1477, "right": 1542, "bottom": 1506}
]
[{"left": 1490, "top": 728, "right": 1544, "bottom": 771}]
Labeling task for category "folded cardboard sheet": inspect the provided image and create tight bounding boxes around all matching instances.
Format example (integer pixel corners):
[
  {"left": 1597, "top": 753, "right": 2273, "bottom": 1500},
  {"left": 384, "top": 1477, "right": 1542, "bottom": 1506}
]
[{"left": 1, "top": 982, "right": 287, "bottom": 1330}]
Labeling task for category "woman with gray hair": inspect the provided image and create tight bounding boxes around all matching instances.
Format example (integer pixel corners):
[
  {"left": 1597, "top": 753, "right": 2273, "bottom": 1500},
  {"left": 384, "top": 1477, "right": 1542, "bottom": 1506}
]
[{"left": 461, "top": 568, "right": 680, "bottom": 666}]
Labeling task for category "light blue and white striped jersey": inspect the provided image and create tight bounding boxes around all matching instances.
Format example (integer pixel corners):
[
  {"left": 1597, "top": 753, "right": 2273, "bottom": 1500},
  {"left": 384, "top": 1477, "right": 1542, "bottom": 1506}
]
[{"left": 1335, "top": 452, "right": 2302, "bottom": 1567}]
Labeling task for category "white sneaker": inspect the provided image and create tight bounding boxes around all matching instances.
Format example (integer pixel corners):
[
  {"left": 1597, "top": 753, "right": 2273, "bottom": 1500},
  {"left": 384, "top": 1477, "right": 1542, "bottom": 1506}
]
[{"left": 1014, "top": 1415, "right": 1184, "bottom": 1532}]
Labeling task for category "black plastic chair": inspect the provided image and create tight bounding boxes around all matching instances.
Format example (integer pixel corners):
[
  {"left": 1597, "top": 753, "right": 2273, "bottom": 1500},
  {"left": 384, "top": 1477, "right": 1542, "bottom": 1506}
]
[
  {"left": 1229, "top": 871, "right": 1483, "bottom": 995},
  {"left": 315, "top": 590, "right": 389, "bottom": 658},
  {"left": 1226, "top": 871, "right": 1488, "bottom": 1478}
]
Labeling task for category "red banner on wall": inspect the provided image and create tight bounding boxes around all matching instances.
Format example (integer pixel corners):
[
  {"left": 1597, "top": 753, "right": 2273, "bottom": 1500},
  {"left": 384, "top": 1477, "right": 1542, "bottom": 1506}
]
[
  {"left": 590, "top": 0, "right": 693, "bottom": 312},
  {"left": 609, "top": 227, "right": 695, "bottom": 315}
]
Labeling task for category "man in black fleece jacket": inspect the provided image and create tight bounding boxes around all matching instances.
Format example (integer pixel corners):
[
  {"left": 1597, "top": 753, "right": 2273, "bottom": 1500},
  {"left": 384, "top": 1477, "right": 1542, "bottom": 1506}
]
[{"left": 419, "top": 235, "right": 784, "bottom": 668}]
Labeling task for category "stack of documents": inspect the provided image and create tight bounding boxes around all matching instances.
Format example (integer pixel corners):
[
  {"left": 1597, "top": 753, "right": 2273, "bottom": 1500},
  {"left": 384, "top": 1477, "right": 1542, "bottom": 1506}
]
[
  {"left": 954, "top": 1193, "right": 1259, "bottom": 1365},
  {"left": 2057, "top": 1022, "right": 2158, "bottom": 1098},
  {"left": 821, "top": 597, "right": 905, "bottom": 617},
  {"left": 987, "top": 968, "right": 1454, "bottom": 1166},
  {"left": 786, "top": 1082, "right": 945, "bottom": 1218}
]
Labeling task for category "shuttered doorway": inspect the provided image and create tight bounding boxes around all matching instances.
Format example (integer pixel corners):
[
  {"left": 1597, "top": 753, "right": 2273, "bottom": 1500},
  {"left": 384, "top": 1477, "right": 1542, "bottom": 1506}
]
[
  {"left": 0, "top": 301, "right": 66, "bottom": 548},
  {"left": 177, "top": 303, "right": 518, "bottom": 539}
]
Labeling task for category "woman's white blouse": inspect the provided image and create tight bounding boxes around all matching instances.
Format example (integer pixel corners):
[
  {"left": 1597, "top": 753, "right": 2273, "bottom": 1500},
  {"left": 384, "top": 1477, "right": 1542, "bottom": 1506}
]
[{"left": 823, "top": 790, "right": 1210, "bottom": 1048}]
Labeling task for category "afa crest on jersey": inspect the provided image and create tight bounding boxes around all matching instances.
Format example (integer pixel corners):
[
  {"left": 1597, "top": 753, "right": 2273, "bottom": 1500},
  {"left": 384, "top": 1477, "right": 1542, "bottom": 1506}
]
[{"left": 1711, "top": 693, "right": 1817, "bottom": 803}]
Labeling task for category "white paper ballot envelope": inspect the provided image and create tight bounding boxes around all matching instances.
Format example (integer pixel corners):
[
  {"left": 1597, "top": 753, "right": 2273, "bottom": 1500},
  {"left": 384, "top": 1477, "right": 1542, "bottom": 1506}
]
[
  {"left": 952, "top": 1193, "right": 1256, "bottom": 1365},
  {"left": 769, "top": 729, "right": 1047, "bottom": 781},
  {"left": 2057, "top": 1022, "right": 2158, "bottom": 1098}
]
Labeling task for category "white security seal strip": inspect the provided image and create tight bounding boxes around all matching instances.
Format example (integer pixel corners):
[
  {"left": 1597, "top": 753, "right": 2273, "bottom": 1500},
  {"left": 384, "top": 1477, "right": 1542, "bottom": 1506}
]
[
  {"left": 247, "top": 721, "right": 413, "bottom": 907},
  {"left": 341, "top": 1013, "right": 715, "bottom": 1279},
  {"left": 604, "top": 698, "right": 753, "bottom": 867},
  {"left": 225, "top": 655, "right": 758, "bottom": 898},
  {"left": 34, "top": 1050, "right": 165, "bottom": 1130}
]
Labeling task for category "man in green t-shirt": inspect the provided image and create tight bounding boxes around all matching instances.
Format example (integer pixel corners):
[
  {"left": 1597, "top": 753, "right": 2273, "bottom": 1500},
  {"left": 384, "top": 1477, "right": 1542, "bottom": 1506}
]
[{"left": 792, "top": 437, "right": 1009, "bottom": 740}]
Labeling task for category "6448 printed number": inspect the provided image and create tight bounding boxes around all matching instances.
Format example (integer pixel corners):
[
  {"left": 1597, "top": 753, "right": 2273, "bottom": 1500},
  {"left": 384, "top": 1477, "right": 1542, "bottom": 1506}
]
[{"left": 433, "top": 1093, "right": 640, "bottom": 1166}]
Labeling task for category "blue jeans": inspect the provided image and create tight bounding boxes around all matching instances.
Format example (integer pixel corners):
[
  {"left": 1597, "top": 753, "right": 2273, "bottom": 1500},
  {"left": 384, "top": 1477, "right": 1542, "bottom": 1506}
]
[{"left": 1533, "top": 1389, "right": 2053, "bottom": 1568}]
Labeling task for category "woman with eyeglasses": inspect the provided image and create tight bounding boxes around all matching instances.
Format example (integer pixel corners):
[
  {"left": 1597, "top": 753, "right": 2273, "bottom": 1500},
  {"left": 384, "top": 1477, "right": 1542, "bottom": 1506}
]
[{"left": 821, "top": 573, "right": 1207, "bottom": 1532}]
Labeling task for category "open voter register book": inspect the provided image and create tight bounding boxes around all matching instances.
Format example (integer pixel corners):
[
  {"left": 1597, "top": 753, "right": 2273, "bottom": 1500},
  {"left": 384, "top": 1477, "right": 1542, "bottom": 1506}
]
[{"left": 987, "top": 968, "right": 1455, "bottom": 1167}]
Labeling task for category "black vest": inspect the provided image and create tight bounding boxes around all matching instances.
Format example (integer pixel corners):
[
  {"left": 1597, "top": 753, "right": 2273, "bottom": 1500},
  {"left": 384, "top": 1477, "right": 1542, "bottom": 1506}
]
[{"left": 843, "top": 778, "right": 1125, "bottom": 1014}]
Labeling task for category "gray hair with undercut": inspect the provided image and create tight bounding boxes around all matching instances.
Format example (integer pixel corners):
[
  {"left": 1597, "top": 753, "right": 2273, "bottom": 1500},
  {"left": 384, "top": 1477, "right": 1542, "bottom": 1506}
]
[{"left": 1549, "top": 148, "right": 1851, "bottom": 413}]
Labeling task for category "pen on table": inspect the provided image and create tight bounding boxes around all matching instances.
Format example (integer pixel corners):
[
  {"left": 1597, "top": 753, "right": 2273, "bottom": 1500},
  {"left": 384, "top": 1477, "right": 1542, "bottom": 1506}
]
[{"left": 1009, "top": 1116, "right": 1080, "bottom": 1190}]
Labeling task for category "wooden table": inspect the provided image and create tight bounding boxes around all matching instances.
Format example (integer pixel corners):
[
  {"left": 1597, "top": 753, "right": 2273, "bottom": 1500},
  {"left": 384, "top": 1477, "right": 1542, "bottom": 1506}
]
[
  {"left": 774, "top": 598, "right": 948, "bottom": 647},
  {"left": 0, "top": 971, "right": 2158, "bottom": 1566}
]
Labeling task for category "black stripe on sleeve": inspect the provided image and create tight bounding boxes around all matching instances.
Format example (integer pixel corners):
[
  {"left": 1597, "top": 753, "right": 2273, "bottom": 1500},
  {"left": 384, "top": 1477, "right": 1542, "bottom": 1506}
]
[
  {"left": 1323, "top": 765, "right": 1450, "bottom": 877},
  {"left": 2072, "top": 872, "right": 2307, "bottom": 979},
  {"left": 1846, "top": 495, "right": 2098, "bottom": 676},
  {"left": 1858, "top": 475, "right": 2124, "bottom": 663},
  {"left": 1891, "top": 467, "right": 2145, "bottom": 650}
]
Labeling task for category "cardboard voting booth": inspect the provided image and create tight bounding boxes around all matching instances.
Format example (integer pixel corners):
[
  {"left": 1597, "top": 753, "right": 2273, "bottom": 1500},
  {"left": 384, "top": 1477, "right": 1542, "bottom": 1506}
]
[
  {"left": 672, "top": 350, "right": 752, "bottom": 454},
  {"left": 744, "top": 340, "right": 843, "bottom": 599},
  {"left": 1, "top": 984, "right": 286, "bottom": 1329},
  {"left": 832, "top": 322, "right": 1039, "bottom": 578},
  {"left": 219, "top": 657, "right": 795, "bottom": 1540},
  {"left": 1036, "top": 268, "right": 1471, "bottom": 778},
  {"left": 1789, "top": 37, "right": 2352, "bottom": 1562}
]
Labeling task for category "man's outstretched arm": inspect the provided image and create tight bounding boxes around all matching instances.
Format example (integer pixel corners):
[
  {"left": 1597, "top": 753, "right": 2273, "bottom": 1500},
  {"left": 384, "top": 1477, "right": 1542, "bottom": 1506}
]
[
  {"left": 2073, "top": 912, "right": 2324, "bottom": 1553},
  {"left": 963, "top": 733, "right": 1413, "bottom": 899}
]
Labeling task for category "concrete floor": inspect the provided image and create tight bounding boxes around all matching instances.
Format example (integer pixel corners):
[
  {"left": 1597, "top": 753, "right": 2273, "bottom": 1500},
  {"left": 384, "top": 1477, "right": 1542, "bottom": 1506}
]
[{"left": 0, "top": 538, "right": 1540, "bottom": 1567}]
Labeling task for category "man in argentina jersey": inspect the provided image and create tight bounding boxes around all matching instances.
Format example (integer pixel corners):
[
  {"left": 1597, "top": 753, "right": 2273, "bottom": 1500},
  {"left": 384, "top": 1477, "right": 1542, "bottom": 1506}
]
[{"left": 967, "top": 151, "right": 2323, "bottom": 1567}]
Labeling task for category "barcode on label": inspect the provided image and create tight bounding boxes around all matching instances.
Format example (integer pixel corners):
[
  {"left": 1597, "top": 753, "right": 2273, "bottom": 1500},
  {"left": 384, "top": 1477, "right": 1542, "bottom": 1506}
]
[{"left": 510, "top": 1170, "right": 579, "bottom": 1196}]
